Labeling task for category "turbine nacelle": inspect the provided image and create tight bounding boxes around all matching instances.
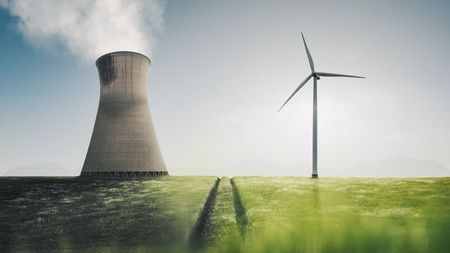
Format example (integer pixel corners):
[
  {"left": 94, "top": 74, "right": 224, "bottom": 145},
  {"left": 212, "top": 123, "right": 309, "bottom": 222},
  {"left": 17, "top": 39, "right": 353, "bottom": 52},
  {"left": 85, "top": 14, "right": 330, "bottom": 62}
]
[{"left": 312, "top": 72, "right": 321, "bottom": 80}]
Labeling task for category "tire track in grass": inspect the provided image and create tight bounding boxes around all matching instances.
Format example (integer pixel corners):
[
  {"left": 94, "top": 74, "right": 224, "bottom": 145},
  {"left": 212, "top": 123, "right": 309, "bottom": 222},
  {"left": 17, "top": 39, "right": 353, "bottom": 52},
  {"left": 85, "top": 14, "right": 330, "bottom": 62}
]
[
  {"left": 230, "top": 177, "right": 250, "bottom": 239},
  {"left": 205, "top": 177, "right": 241, "bottom": 247},
  {"left": 189, "top": 177, "right": 243, "bottom": 250},
  {"left": 188, "top": 177, "right": 220, "bottom": 248}
]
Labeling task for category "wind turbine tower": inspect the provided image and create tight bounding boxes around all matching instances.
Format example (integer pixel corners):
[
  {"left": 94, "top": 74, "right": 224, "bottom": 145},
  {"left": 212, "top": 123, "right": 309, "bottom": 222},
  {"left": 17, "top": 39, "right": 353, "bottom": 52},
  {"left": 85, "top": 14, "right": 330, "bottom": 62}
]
[{"left": 279, "top": 33, "right": 365, "bottom": 178}]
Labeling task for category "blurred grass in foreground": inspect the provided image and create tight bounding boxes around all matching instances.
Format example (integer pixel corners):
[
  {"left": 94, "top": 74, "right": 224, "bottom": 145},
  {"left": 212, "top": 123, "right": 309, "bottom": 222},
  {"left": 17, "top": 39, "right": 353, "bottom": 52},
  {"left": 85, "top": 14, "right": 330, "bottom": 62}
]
[{"left": 216, "top": 177, "right": 450, "bottom": 253}]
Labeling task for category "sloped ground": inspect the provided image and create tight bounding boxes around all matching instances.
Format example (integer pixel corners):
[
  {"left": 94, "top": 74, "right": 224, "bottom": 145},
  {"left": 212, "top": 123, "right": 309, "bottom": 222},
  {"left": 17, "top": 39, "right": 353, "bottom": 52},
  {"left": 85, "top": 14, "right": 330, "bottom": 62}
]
[{"left": 0, "top": 176, "right": 216, "bottom": 253}]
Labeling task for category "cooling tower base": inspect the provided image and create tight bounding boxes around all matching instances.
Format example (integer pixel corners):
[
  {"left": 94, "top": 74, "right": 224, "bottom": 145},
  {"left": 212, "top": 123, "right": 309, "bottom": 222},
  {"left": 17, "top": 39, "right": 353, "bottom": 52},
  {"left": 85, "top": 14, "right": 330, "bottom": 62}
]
[{"left": 80, "top": 171, "right": 168, "bottom": 177}]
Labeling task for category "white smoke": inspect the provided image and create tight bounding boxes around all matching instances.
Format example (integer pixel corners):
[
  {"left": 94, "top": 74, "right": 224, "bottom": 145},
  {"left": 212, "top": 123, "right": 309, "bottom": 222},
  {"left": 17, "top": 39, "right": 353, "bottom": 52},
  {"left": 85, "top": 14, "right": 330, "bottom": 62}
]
[{"left": 0, "top": 0, "right": 165, "bottom": 62}]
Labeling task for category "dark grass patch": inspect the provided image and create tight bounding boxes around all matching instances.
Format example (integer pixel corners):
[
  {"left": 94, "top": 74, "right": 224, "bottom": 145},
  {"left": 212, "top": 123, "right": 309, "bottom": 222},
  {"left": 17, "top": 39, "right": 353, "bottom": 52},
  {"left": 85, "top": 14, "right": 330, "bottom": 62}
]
[{"left": 0, "top": 176, "right": 216, "bottom": 253}]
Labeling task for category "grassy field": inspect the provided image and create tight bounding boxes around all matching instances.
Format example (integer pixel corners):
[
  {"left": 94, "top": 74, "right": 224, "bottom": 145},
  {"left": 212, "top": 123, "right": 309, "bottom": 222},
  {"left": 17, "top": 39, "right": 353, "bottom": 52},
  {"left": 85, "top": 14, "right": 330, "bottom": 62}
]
[
  {"left": 0, "top": 176, "right": 449, "bottom": 252},
  {"left": 0, "top": 176, "right": 216, "bottom": 253},
  {"left": 227, "top": 177, "right": 450, "bottom": 253}
]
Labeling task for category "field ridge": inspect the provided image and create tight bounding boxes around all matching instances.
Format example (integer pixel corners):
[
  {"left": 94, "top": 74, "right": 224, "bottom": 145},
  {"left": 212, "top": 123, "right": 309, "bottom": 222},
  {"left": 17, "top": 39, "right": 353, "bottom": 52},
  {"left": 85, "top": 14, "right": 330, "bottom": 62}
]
[{"left": 230, "top": 177, "right": 250, "bottom": 239}]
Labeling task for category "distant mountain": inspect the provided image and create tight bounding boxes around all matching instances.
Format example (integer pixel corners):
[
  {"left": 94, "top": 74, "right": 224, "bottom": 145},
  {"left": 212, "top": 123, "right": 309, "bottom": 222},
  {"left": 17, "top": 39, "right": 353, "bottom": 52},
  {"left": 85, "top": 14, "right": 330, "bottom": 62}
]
[
  {"left": 168, "top": 166, "right": 217, "bottom": 176},
  {"left": 169, "top": 160, "right": 299, "bottom": 176},
  {"left": 218, "top": 159, "right": 312, "bottom": 176},
  {"left": 342, "top": 157, "right": 450, "bottom": 178},
  {"left": 214, "top": 157, "right": 450, "bottom": 178},
  {"left": 2, "top": 163, "right": 79, "bottom": 177},
  {"left": 11, "top": 157, "right": 444, "bottom": 177}
]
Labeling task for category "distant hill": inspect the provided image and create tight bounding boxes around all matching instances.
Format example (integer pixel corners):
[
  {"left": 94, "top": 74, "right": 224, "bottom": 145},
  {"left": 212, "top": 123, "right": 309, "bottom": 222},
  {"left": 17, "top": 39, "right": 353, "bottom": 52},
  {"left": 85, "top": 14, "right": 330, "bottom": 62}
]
[
  {"left": 3, "top": 157, "right": 448, "bottom": 178},
  {"left": 2, "top": 163, "right": 79, "bottom": 177},
  {"left": 219, "top": 159, "right": 314, "bottom": 176},
  {"left": 215, "top": 157, "right": 449, "bottom": 178},
  {"left": 343, "top": 157, "right": 450, "bottom": 178}
]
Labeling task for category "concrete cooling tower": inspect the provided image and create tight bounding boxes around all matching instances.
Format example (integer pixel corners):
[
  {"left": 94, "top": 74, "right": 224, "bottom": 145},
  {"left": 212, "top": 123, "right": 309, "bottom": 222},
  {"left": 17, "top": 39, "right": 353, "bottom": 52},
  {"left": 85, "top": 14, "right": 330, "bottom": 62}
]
[{"left": 81, "top": 51, "right": 167, "bottom": 176}]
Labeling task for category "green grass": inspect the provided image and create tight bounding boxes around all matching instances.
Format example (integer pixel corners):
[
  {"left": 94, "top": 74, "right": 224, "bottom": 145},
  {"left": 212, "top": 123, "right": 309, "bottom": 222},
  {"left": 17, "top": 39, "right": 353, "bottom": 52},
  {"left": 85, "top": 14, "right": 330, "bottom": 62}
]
[
  {"left": 225, "top": 177, "right": 450, "bottom": 253},
  {"left": 0, "top": 176, "right": 216, "bottom": 253},
  {"left": 202, "top": 177, "right": 241, "bottom": 250},
  {"left": 1, "top": 176, "right": 449, "bottom": 253}
]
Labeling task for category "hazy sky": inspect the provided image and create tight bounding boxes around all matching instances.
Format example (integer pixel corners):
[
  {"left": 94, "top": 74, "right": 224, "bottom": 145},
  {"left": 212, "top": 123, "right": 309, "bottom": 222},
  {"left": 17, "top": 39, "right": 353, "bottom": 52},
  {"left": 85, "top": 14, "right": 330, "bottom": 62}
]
[{"left": 1, "top": 0, "right": 449, "bottom": 175}]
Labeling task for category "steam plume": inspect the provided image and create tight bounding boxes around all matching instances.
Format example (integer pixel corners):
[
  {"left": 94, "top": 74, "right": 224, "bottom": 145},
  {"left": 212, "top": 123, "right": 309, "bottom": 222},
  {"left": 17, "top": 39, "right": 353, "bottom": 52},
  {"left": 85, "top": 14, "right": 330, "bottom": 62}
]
[{"left": 0, "top": 0, "right": 165, "bottom": 61}]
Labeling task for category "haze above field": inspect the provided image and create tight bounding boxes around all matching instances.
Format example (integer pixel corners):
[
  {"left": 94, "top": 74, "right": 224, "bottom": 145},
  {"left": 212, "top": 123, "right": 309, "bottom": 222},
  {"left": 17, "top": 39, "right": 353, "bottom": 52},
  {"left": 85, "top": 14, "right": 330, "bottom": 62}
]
[{"left": 1, "top": 0, "right": 450, "bottom": 176}]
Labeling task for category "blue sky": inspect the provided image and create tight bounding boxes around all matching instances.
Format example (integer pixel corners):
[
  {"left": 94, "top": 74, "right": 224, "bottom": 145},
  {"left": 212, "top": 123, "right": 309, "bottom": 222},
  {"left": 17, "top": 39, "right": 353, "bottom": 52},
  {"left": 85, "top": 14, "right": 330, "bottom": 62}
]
[{"left": 1, "top": 0, "right": 450, "bottom": 175}]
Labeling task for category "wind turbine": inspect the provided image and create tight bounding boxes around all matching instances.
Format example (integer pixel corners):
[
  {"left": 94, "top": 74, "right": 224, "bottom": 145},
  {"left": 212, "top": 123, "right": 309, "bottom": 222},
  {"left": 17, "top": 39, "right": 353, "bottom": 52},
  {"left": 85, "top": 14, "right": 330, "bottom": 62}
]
[{"left": 278, "top": 33, "right": 365, "bottom": 179}]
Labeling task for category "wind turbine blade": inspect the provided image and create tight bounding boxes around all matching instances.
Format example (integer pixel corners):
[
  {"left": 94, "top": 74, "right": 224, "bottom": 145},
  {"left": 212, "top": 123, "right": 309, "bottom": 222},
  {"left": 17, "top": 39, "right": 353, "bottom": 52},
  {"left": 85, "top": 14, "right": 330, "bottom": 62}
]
[
  {"left": 301, "top": 33, "right": 315, "bottom": 72},
  {"left": 278, "top": 74, "right": 313, "bottom": 112},
  {"left": 315, "top": 72, "right": 365, "bottom": 78}
]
